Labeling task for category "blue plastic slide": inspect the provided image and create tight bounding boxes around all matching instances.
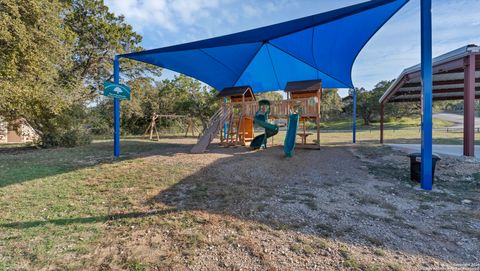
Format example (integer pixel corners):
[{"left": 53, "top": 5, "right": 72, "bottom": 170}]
[
  {"left": 250, "top": 100, "right": 279, "bottom": 149},
  {"left": 284, "top": 113, "right": 299, "bottom": 157}
]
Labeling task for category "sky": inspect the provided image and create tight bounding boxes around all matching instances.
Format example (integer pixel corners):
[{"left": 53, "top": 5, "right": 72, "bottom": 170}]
[{"left": 105, "top": 0, "right": 480, "bottom": 96}]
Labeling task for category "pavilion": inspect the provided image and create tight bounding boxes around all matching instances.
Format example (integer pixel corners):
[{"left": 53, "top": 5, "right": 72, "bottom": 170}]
[{"left": 379, "top": 44, "right": 479, "bottom": 157}]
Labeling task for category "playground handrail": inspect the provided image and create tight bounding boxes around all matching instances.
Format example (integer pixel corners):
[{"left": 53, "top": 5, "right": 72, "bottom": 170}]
[{"left": 198, "top": 106, "right": 232, "bottom": 139}]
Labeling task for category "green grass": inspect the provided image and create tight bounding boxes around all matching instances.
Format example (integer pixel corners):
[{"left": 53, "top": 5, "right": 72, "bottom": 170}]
[
  {"left": 0, "top": 139, "right": 194, "bottom": 270},
  {"left": 127, "top": 259, "right": 147, "bottom": 271},
  {"left": 317, "top": 116, "right": 453, "bottom": 130},
  {"left": 0, "top": 140, "right": 185, "bottom": 187}
]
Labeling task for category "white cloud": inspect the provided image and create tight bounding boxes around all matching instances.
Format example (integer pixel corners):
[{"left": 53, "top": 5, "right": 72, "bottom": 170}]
[
  {"left": 171, "top": 0, "right": 221, "bottom": 24},
  {"left": 106, "top": 0, "right": 177, "bottom": 31},
  {"left": 242, "top": 4, "right": 260, "bottom": 17},
  {"left": 105, "top": 0, "right": 225, "bottom": 32}
]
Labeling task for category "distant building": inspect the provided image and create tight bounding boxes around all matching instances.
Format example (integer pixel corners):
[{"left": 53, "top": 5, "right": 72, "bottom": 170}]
[{"left": 0, "top": 118, "right": 38, "bottom": 143}]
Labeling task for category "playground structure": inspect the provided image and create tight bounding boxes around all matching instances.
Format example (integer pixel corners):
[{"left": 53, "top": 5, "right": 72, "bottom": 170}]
[
  {"left": 191, "top": 80, "right": 322, "bottom": 153},
  {"left": 145, "top": 113, "right": 199, "bottom": 141},
  {"left": 285, "top": 80, "right": 322, "bottom": 150},
  {"left": 218, "top": 86, "right": 256, "bottom": 146}
]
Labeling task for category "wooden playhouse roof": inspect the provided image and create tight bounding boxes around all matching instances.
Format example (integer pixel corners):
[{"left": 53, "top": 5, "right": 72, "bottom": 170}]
[
  {"left": 218, "top": 86, "right": 253, "bottom": 97},
  {"left": 285, "top": 80, "right": 322, "bottom": 93}
]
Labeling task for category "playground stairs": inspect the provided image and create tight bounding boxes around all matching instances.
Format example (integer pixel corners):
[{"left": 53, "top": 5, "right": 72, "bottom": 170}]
[{"left": 190, "top": 107, "right": 232, "bottom": 153}]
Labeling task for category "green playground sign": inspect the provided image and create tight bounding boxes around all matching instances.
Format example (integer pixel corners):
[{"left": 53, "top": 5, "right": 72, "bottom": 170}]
[{"left": 103, "top": 81, "right": 131, "bottom": 100}]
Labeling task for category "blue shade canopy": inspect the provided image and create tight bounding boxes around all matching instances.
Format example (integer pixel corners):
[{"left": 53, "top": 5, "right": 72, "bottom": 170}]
[{"left": 121, "top": 0, "right": 408, "bottom": 93}]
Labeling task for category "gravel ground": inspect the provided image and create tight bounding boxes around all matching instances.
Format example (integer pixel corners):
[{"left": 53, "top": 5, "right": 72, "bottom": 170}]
[{"left": 101, "top": 140, "right": 479, "bottom": 270}]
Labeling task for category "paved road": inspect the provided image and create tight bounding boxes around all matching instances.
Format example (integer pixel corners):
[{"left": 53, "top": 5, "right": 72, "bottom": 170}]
[
  {"left": 387, "top": 144, "right": 479, "bottom": 159},
  {"left": 433, "top": 112, "right": 480, "bottom": 128}
]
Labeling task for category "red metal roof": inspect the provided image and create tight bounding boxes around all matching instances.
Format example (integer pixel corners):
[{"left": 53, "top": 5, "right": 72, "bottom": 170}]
[{"left": 379, "top": 44, "right": 480, "bottom": 103}]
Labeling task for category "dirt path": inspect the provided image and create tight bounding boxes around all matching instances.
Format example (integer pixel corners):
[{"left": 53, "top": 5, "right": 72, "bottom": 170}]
[{"left": 434, "top": 112, "right": 480, "bottom": 129}]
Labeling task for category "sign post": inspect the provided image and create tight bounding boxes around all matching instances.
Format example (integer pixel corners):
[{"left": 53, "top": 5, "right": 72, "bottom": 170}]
[
  {"left": 104, "top": 81, "right": 131, "bottom": 100},
  {"left": 113, "top": 56, "right": 121, "bottom": 158}
]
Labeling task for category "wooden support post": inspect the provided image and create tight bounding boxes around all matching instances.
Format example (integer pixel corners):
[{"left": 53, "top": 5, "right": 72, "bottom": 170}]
[
  {"left": 235, "top": 114, "right": 241, "bottom": 145},
  {"left": 302, "top": 118, "right": 306, "bottom": 144},
  {"left": 149, "top": 122, "right": 154, "bottom": 140},
  {"left": 221, "top": 99, "right": 225, "bottom": 143},
  {"left": 380, "top": 102, "right": 384, "bottom": 144},
  {"left": 242, "top": 94, "right": 246, "bottom": 146},
  {"left": 464, "top": 54, "right": 475, "bottom": 156},
  {"left": 154, "top": 121, "right": 159, "bottom": 141}
]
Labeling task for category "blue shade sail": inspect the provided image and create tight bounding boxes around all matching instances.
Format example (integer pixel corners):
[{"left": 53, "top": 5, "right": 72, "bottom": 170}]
[{"left": 121, "top": 0, "right": 408, "bottom": 92}]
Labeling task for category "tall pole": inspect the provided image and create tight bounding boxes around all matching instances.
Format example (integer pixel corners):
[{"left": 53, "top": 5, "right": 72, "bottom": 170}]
[
  {"left": 463, "top": 54, "right": 475, "bottom": 157},
  {"left": 420, "top": 0, "right": 432, "bottom": 190},
  {"left": 352, "top": 88, "right": 357, "bottom": 144},
  {"left": 113, "top": 55, "right": 121, "bottom": 158}
]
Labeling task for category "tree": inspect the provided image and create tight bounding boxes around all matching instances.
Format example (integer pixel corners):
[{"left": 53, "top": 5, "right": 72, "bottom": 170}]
[
  {"left": 0, "top": 0, "right": 78, "bottom": 146},
  {"left": 353, "top": 80, "right": 419, "bottom": 126},
  {"left": 0, "top": 0, "right": 159, "bottom": 146},
  {"left": 90, "top": 75, "right": 221, "bottom": 135},
  {"left": 321, "top": 89, "right": 343, "bottom": 121},
  {"left": 166, "top": 75, "right": 220, "bottom": 130},
  {"left": 63, "top": 0, "right": 161, "bottom": 98},
  {"left": 256, "top": 91, "right": 283, "bottom": 101}
]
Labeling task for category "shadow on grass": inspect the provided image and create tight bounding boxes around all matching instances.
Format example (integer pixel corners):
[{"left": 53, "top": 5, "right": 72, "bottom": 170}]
[
  {"left": 0, "top": 139, "right": 192, "bottom": 188},
  {"left": 0, "top": 208, "right": 177, "bottom": 229}
]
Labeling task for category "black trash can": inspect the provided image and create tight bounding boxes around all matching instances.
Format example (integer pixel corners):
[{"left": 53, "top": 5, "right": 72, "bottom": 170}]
[{"left": 408, "top": 152, "right": 441, "bottom": 182}]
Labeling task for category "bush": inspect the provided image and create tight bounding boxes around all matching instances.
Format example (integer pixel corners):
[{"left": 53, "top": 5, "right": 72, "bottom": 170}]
[
  {"left": 40, "top": 127, "right": 92, "bottom": 148},
  {"left": 59, "top": 128, "right": 92, "bottom": 147}
]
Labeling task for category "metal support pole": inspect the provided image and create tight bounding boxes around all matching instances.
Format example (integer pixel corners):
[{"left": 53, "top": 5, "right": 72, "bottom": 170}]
[
  {"left": 352, "top": 88, "right": 357, "bottom": 143},
  {"left": 380, "top": 102, "right": 384, "bottom": 144},
  {"left": 464, "top": 54, "right": 475, "bottom": 157},
  {"left": 420, "top": 0, "right": 433, "bottom": 190},
  {"left": 113, "top": 56, "right": 121, "bottom": 158}
]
